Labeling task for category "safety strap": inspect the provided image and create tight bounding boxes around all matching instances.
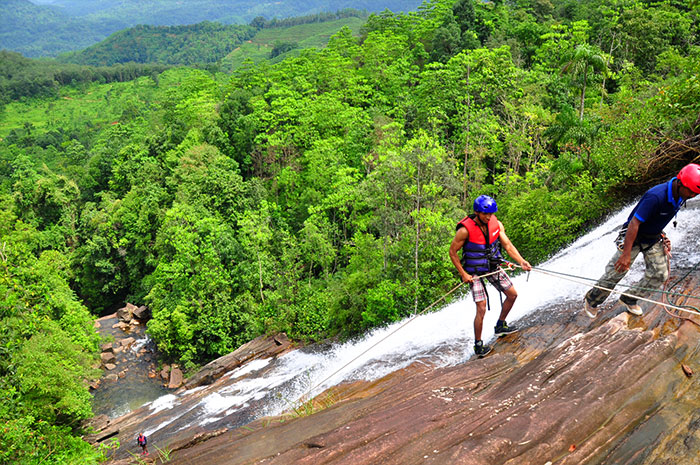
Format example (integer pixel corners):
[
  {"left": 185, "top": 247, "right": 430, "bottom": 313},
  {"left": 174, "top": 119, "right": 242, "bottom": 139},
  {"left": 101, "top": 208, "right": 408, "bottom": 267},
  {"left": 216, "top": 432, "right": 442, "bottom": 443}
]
[{"left": 479, "top": 266, "right": 507, "bottom": 312}]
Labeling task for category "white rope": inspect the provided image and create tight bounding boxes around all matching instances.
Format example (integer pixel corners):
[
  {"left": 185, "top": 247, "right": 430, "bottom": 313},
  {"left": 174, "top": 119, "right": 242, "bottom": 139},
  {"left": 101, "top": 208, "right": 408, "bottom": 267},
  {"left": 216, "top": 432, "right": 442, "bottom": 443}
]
[{"left": 517, "top": 265, "right": 700, "bottom": 317}]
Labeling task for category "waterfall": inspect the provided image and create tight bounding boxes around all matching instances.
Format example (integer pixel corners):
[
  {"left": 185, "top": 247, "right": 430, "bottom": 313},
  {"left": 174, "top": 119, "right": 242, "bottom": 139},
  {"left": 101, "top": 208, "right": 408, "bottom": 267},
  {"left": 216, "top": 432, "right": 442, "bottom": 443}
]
[{"left": 142, "top": 199, "right": 700, "bottom": 440}]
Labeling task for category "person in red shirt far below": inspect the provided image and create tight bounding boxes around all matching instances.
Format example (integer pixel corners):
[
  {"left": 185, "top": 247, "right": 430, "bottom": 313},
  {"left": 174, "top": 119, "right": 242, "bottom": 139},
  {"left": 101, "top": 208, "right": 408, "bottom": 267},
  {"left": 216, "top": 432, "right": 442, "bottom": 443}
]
[
  {"left": 137, "top": 432, "right": 149, "bottom": 456},
  {"left": 449, "top": 195, "right": 532, "bottom": 358}
]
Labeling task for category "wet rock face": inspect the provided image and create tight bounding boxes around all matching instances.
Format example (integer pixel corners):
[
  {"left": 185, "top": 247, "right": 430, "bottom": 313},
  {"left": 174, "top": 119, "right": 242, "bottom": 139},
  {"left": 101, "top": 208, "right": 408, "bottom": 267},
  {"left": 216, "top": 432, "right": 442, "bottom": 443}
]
[
  {"left": 181, "top": 333, "right": 291, "bottom": 391},
  {"left": 155, "top": 280, "right": 700, "bottom": 465},
  {"left": 96, "top": 278, "right": 700, "bottom": 465}
]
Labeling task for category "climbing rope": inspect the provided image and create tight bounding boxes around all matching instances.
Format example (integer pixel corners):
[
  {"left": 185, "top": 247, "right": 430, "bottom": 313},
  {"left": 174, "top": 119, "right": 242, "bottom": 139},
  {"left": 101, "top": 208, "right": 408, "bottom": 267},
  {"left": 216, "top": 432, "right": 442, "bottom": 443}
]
[
  {"left": 529, "top": 264, "right": 700, "bottom": 301},
  {"left": 661, "top": 259, "right": 700, "bottom": 321},
  {"left": 510, "top": 263, "right": 700, "bottom": 317},
  {"left": 297, "top": 267, "right": 511, "bottom": 404},
  {"left": 294, "top": 260, "right": 699, "bottom": 408}
]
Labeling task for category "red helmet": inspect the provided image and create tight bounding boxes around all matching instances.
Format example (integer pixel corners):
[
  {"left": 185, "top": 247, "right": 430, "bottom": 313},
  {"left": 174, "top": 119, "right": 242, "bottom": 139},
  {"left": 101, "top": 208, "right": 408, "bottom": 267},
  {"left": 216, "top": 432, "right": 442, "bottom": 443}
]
[{"left": 678, "top": 163, "right": 700, "bottom": 194}]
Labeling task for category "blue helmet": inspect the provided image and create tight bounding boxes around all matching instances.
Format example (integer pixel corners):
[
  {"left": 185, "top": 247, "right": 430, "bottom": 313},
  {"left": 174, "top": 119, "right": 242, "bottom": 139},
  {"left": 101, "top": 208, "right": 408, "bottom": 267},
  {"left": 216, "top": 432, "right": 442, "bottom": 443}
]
[{"left": 473, "top": 195, "right": 497, "bottom": 213}]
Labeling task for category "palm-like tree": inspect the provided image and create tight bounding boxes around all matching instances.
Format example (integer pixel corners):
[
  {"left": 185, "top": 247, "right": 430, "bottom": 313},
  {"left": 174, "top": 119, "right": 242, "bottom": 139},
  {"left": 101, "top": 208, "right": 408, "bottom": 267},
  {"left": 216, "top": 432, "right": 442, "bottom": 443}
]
[{"left": 561, "top": 44, "right": 608, "bottom": 120}]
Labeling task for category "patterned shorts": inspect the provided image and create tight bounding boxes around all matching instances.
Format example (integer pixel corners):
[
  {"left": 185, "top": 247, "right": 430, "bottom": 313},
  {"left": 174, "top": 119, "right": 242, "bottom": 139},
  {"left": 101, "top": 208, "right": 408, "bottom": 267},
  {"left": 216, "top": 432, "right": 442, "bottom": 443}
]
[{"left": 470, "top": 270, "right": 513, "bottom": 303}]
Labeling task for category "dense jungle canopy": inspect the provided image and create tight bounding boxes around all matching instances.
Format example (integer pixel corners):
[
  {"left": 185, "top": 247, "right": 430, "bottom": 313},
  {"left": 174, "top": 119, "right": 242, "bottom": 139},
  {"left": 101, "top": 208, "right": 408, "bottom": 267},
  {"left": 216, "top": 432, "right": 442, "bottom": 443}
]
[{"left": 1, "top": 0, "right": 699, "bottom": 463}]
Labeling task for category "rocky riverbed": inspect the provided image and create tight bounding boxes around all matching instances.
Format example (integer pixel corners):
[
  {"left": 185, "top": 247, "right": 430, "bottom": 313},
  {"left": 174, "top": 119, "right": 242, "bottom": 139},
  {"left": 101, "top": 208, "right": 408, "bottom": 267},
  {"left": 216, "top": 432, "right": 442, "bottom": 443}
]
[{"left": 91, "top": 304, "right": 181, "bottom": 420}]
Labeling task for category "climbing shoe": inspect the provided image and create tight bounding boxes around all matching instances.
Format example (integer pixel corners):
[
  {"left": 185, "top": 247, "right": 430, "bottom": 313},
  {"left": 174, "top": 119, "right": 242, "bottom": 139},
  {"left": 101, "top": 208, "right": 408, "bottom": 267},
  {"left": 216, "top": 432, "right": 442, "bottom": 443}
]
[
  {"left": 474, "top": 340, "right": 492, "bottom": 358},
  {"left": 619, "top": 299, "right": 643, "bottom": 316},
  {"left": 583, "top": 299, "right": 598, "bottom": 318},
  {"left": 494, "top": 321, "right": 518, "bottom": 336}
]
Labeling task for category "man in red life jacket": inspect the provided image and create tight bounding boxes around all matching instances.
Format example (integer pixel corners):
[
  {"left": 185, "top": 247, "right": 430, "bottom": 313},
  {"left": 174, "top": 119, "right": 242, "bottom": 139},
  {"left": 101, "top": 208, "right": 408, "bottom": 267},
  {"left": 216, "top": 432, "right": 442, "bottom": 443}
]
[{"left": 449, "top": 195, "right": 532, "bottom": 357}]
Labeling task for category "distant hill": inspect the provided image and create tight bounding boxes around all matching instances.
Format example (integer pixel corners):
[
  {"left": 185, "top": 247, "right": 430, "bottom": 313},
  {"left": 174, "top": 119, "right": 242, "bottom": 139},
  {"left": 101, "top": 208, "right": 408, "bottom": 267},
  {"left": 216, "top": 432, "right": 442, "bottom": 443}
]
[
  {"left": 220, "top": 17, "right": 367, "bottom": 71},
  {"left": 0, "top": 0, "right": 106, "bottom": 57},
  {"left": 60, "top": 22, "right": 256, "bottom": 67},
  {"left": 3, "top": 0, "right": 422, "bottom": 58},
  {"left": 30, "top": 0, "right": 421, "bottom": 21},
  {"left": 57, "top": 11, "right": 367, "bottom": 68}
]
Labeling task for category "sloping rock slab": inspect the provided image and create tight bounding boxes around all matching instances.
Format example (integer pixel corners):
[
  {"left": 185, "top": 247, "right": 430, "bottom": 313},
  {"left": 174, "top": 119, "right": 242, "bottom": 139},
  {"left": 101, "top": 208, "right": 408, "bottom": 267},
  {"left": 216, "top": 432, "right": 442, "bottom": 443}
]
[{"left": 161, "top": 278, "right": 700, "bottom": 465}]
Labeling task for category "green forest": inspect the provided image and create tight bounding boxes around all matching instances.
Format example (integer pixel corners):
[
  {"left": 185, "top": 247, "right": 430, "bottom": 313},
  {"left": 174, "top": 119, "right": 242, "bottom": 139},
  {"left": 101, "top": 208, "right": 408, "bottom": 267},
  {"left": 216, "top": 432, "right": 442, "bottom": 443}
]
[
  {"left": 56, "top": 10, "right": 370, "bottom": 68},
  {"left": 0, "top": 0, "right": 419, "bottom": 57},
  {"left": 1, "top": 0, "right": 700, "bottom": 463}
]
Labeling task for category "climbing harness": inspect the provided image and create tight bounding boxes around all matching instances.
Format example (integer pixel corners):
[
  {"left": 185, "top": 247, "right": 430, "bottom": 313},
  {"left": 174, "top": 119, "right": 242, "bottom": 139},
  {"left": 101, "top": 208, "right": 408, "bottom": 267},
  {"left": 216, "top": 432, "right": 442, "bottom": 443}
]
[
  {"left": 613, "top": 227, "right": 668, "bottom": 253},
  {"left": 481, "top": 258, "right": 512, "bottom": 312}
]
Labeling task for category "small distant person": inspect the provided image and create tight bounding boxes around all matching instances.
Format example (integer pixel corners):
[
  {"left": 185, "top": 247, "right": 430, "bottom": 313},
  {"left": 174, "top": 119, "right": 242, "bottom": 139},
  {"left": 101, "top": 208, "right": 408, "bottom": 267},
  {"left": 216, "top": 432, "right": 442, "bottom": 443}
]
[
  {"left": 449, "top": 195, "right": 532, "bottom": 358},
  {"left": 137, "top": 432, "right": 149, "bottom": 456},
  {"left": 583, "top": 163, "right": 700, "bottom": 317}
]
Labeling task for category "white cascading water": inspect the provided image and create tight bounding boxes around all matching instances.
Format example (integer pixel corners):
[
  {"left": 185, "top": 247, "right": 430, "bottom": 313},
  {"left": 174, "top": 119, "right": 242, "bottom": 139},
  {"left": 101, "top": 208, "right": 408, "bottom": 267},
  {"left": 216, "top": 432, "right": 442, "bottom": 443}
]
[{"left": 143, "top": 198, "right": 700, "bottom": 438}]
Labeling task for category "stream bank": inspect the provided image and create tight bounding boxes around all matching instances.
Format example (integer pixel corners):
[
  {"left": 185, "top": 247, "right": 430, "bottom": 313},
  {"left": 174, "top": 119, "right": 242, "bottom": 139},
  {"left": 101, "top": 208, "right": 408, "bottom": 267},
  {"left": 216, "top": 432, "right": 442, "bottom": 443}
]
[{"left": 91, "top": 304, "right": 176, "bottom": 420}]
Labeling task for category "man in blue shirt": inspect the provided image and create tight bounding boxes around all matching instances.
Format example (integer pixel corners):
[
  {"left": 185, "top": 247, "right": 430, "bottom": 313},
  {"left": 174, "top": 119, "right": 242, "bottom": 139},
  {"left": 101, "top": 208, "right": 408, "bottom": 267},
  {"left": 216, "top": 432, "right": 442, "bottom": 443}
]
[{"left": 584, "top": 164, "right": 700, "bottom": 317}]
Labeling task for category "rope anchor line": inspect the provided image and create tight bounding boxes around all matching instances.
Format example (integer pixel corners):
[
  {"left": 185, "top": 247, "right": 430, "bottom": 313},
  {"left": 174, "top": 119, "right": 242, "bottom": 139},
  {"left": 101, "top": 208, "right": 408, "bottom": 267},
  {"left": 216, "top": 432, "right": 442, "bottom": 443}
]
[
  {"left": 510, "top": 263, "right": 700, "bottom": 317},
  {"left": 295, "top": 262, "right": 699, "bottom": 408}
]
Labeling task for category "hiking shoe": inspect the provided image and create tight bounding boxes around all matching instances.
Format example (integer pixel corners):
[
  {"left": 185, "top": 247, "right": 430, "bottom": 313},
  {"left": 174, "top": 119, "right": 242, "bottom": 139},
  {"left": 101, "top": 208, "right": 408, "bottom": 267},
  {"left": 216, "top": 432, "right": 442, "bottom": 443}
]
[
  {"left": 474, "top": 340, "right": 492, "bottom": 358},
  {"left": 494, "top": 322, "right": 518, "bottom": 336},
  {"left": 583, "top": 299, "right": 598, "bottom": 318},
  {"left": 620, "top": 299, "right": 643, "bottom": 316}
]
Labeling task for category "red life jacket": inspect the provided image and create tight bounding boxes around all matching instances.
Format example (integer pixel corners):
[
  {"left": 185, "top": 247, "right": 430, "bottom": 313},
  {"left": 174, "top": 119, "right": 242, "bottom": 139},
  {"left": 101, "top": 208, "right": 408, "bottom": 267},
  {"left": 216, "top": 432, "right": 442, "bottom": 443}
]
[{"left": 457, "top": 214, "right": 502, "bottom": 273}]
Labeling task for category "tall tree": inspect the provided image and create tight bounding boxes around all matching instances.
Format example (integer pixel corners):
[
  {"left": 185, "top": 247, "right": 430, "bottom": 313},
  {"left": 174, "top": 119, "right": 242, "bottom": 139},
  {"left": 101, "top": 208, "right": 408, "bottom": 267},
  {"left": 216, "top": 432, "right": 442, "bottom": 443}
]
[{"left": 561, "top": 43, "right": 607, "bottom": 120}]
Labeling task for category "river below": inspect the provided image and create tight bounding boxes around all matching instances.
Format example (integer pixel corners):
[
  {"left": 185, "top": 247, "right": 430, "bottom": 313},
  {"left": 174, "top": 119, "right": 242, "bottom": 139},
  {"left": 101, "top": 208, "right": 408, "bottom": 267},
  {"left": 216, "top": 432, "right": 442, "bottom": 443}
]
[{"left": 92, "top": 314, "right": 171, "bottom": 419}]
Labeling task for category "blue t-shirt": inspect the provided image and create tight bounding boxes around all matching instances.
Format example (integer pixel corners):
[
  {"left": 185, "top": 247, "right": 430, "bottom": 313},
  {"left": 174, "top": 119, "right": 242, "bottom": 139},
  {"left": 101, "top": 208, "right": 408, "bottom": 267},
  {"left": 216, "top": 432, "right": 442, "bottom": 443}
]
[{"left": 625, "top": 178, "right": 684, "bottom": 239}]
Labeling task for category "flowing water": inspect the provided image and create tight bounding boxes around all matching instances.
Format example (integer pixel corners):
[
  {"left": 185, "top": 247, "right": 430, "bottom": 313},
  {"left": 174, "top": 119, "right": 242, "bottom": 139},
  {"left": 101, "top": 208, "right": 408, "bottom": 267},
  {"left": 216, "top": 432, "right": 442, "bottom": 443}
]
[
  {"left": 92, "top": 315, "right": 170, "bottom": 418},
  {"left": 116, "top": 199, "right": 700, "bottom": 444}
]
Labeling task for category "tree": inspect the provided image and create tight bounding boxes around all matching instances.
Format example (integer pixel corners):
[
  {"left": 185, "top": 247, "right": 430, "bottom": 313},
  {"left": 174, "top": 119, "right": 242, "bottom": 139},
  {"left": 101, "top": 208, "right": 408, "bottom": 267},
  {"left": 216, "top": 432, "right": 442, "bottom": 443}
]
[
  {"left": 145, "top": 203, "right": 246, "bottom": 366},
  {"left": 561, "top": 43, "right": 607, "bottom": 120}
]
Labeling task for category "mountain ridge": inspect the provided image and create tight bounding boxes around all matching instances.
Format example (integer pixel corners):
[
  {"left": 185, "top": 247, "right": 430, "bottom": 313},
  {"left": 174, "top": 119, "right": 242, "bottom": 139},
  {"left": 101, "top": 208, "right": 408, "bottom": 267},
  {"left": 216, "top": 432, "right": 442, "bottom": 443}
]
[{"left": 3, "top": 0, "right": 422, "bottom": 57}]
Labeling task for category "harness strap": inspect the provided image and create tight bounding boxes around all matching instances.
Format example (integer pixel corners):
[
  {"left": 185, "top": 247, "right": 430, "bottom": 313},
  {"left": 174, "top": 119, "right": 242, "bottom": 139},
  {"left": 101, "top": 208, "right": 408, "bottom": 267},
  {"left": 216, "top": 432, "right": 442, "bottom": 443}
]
[
  {"left": 480, "top": 277, "right": 491, "bottom": 312},
  {"left": 615, "top": 227, "right": 664, "bottom": 253},
  {"left": 479, "top": 267, "right": 507, "bottom": 312}
]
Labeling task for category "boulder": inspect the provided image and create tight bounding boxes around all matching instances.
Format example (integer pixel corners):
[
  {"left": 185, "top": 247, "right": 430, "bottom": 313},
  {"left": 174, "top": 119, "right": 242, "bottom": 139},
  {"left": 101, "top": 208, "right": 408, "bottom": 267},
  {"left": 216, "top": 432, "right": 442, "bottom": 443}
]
[
  {"left": 113, "top": 321, "right": 130, "bottom": 331},
  {"left": 100, "top": 352, "right": 116, "bottom": 365},
  {"left": 120, "top": 337, "right": 135, "bottom": 349},
  {"left": 160, "top": 365, "right": 171, "bottom": 381},
  {"left": 168, "top": 365, "right": 184, "bottom": 389},
  {"left": 116, "top": 303, "right": 137, "bottom": 323},
  {"left": 133, "top": 305, "right": 151, "bottom": 321}
]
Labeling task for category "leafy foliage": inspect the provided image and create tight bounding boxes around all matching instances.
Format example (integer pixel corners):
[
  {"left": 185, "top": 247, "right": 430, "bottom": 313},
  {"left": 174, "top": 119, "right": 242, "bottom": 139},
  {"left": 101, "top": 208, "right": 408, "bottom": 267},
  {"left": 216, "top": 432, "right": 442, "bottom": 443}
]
[
  {"left": 61, "top": 22, "right": 256, "bottom": 66},
  {"left": 0, "top": 199, "right": 103, "bottom": 464}
]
